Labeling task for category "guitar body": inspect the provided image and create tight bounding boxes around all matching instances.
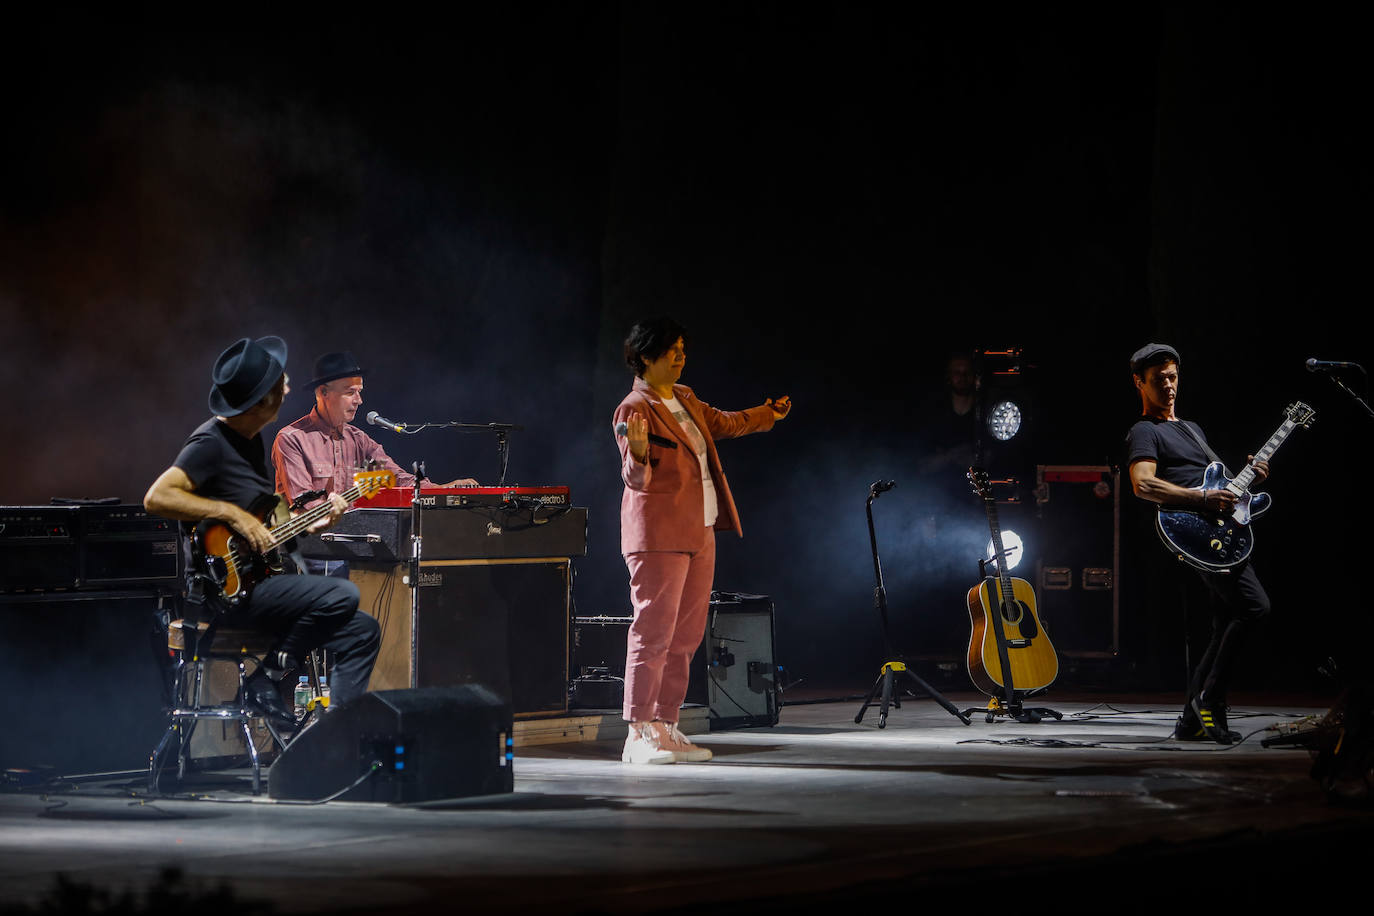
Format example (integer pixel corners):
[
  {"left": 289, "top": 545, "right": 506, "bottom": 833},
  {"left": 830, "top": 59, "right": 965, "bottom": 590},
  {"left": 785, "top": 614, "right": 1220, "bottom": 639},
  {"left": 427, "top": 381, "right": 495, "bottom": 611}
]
[
  {"left": 190, "top": 469, "right": 396, "bottom": 605},
  {"left": 195, "top": 493, "right": 292, "bottom": 604},
  {"left": 1151, "top": 401, "right": 1313, "bottom": 572},
  {"left": 966, "top": 576, "right": 1059, "bottom": 697},
  {"left": 1156, "top": 461, "right": 1272, "bottom": 572}
]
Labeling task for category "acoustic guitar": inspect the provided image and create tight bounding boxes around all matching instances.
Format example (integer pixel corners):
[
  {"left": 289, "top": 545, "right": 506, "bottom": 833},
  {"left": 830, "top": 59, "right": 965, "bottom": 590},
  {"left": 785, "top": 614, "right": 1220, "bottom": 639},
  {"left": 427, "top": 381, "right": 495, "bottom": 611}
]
[
  {"left": 965, "top": 468, "right": 1058, "bottom": 698},
  {"left": 195, "top": 468, "right": 395, "bottom": 604}
]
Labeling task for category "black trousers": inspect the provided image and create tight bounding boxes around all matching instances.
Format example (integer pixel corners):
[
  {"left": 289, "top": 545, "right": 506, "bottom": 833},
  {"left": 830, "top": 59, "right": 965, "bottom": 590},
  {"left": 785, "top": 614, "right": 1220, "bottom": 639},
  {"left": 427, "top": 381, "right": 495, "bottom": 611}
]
[
  {"left": 227, "top": 574, "right": 380, "bottom": 706},
  {"left": 1188, "top": 563, "right": 1271, "bottom": 706}
]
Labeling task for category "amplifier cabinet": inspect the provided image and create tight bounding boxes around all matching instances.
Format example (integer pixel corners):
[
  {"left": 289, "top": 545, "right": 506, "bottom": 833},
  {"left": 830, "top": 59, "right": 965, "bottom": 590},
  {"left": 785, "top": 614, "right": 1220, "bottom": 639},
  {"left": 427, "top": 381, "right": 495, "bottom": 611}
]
[
  {"left": 0, "top": 506, "right": 80, "bottom": 592},
  {"left": 80, "top": 505, "right": 180, "bottom": 587},
  {"left": 0, "top": 505, "right": 179, "bottom": 592},
  {"left": 352, "top": 559, "right": 570, "bottom": 718}
]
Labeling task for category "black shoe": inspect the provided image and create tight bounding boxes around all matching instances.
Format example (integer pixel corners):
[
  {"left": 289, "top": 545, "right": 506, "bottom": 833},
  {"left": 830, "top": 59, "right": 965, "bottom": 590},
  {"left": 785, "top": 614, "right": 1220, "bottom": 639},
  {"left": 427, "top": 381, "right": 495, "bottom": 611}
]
[
  {"left": 1189, "top": 696, "right": 1233, "bottom": 745},
  {"left": 244, "top": 669, "right": 297, "bottom": 729},
  {"left": 1173, "top": 716, "right": 1240, "bottom": 743}
]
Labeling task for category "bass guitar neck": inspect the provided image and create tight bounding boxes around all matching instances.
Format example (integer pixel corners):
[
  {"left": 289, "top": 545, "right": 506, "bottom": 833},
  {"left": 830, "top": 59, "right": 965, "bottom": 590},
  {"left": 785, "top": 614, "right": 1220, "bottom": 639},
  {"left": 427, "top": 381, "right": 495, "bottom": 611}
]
[{"left": 196, "top": 468, "right": 396, "bottom": 604}]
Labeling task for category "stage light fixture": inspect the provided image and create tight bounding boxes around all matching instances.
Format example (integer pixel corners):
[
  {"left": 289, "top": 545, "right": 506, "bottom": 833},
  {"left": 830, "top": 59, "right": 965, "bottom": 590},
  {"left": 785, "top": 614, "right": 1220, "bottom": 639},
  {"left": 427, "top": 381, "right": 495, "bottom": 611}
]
[
  {"left": 986, "top": 529, "right": 1024, "bottom": 571},
  {"left": 987, "top": 400, "right": 1022, "bottom": 441}
]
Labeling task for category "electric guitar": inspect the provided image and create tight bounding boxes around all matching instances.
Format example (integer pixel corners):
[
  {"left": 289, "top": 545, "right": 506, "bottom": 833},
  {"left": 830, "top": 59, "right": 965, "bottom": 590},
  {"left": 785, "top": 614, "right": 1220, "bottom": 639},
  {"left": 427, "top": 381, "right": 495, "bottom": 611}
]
[
  {"left": 965, "top": 468, "right": 1058, "bottom": 698},
  {"left": 1155, "top": 401, "right": 1315, "bottom": 571},
  {"left": 195, "top": 468, "right": 396, "bottom": 604}
]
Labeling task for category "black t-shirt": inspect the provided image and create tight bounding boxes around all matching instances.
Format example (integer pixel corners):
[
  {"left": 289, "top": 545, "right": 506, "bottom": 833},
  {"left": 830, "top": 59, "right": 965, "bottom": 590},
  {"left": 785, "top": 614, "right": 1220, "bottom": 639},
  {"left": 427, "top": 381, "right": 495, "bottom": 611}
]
[
  {"left": 173, "top": 418, "right": 274, "bottom": 518},
  {"left": 1124, "top": 416, "right": 1216, "bottom": 488}
]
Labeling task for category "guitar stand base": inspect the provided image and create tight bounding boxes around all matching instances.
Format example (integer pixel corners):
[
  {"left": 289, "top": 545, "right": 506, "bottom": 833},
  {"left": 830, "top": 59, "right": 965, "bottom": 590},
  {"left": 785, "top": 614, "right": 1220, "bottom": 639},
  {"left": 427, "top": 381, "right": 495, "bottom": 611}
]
[
  {"left": 855, "top": 661, "right": 972, "bottom": 729},
  {"left": 962, "top": 695, "right": 1063, "bottom": 724}
]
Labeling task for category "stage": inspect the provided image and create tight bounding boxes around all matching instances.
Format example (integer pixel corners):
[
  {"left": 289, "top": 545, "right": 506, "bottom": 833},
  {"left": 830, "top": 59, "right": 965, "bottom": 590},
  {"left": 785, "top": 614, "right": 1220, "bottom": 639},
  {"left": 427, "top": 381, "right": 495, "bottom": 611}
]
[{"left": 2, "top": 689, "right": 1369, "bottom": 915}]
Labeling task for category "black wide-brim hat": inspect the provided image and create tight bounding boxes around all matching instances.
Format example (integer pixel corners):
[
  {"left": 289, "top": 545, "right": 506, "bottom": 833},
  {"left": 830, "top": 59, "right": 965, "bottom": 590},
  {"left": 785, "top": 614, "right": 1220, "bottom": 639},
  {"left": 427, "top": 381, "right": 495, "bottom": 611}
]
[
  {"left": 307, "top": 351, "right": 368, "bottom": 390},
  {"left": 208, "top": 336, "right": 289, "bottom": 417}
]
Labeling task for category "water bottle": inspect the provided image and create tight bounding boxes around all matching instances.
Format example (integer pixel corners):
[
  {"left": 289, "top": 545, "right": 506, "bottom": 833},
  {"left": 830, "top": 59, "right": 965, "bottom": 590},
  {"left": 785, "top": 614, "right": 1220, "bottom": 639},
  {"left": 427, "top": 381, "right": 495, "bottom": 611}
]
[
  {"left": 293, "top": 676, "right": 311, "bottom": 720},
  {"left": 319, "top": 677, "right": 331, "bottom": 708}
]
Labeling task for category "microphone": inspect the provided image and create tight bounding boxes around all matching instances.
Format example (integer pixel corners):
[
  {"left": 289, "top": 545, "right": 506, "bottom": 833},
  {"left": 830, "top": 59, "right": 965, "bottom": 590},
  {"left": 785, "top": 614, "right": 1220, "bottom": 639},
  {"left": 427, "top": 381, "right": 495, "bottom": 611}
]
[
  {"left": 1306, "top": 358, "right": 1362, "bottom": 372},
  {"left": 614, "top": 421, "right": 678, "bottom": 449},
  {"left": 871, "top": 479, "right": 896, "bottom": 495},
  {"left": 366, "top": 410, "right": 406, "bottom": 432}
]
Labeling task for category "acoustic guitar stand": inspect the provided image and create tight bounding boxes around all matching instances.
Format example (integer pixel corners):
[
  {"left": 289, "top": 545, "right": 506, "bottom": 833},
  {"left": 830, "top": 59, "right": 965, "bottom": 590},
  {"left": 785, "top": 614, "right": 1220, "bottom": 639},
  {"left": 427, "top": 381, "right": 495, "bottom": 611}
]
[
  {"left": 960, "top": 557, "right": 1061, "bottom": 724},
  {"left": 963, "top": 689, "right": 1062, "bottom": 724},
  {"left": 853, "top": 480, "right": 971, "bottom": 729}
]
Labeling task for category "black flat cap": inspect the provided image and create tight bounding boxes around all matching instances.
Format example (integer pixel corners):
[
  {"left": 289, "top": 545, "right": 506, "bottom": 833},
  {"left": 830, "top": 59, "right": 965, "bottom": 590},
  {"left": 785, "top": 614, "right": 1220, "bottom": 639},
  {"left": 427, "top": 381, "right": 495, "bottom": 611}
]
[{"left": 1130, "top": 342, "right": 1180, "bottom": 376}]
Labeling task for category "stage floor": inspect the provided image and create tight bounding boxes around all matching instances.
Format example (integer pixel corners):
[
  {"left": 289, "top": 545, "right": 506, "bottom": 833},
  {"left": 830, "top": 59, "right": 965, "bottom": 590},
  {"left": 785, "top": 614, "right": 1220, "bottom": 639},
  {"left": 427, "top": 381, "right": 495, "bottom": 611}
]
[{"left": 2, "top": 689, "right": 1370, "bottom": 915}]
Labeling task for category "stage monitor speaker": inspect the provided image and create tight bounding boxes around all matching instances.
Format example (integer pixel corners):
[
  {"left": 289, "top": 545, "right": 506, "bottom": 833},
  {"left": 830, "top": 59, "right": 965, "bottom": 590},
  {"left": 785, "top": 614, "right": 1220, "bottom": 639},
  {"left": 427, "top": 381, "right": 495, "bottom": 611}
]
[
  {"left": 689, "top": 591, "right": 780, "bottom": 729},
  {"left": 352, "top": 559, "right": 570, "bottom": 717},
  {"left": 268, "top": 685, "right": 513, "bottom": 803}
]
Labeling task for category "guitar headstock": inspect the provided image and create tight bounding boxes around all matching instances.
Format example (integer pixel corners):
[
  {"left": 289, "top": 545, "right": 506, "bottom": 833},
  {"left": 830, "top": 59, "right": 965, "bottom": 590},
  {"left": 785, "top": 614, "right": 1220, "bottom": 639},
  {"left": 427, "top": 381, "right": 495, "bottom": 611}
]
[
  {"left": 1285, "top": 401, "right": 1316, "bottom": 428},
  {"left": 354, "top": 468, "right": 398, "bottom": 499},
  {"left": 967, "top": 467, "right": 992, "bottom": 499}
]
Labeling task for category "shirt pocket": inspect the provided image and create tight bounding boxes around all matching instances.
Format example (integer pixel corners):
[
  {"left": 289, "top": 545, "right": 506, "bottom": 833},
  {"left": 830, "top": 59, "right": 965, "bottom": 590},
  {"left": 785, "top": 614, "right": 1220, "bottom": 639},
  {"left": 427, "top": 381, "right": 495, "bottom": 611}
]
[{"left": 310, "top": 462, "right": 334, "bottom": 482}]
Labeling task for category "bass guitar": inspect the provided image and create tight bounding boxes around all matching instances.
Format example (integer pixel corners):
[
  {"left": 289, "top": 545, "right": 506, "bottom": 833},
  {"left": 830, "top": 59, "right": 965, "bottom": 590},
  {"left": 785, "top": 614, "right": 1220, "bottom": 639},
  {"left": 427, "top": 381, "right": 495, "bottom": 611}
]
[
  {"left": 195, "top": 468, "right": 395, "bottom": 604},
  {"left": 1155, "top": 401, "right": 1314, "bottom": 571},
  {"left": 965, "top": 468, "right": 1058, "bottom": 699}
]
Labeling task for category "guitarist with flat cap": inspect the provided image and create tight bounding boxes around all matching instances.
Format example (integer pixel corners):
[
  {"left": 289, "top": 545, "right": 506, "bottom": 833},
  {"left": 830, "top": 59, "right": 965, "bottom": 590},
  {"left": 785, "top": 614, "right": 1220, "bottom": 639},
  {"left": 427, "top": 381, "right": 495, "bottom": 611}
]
[
  {"left": 1125, "top": 343, "right": 1272, "bottom": 745},
  {"left": 144, "top": 336, "right": 381, "bottom": 727}
]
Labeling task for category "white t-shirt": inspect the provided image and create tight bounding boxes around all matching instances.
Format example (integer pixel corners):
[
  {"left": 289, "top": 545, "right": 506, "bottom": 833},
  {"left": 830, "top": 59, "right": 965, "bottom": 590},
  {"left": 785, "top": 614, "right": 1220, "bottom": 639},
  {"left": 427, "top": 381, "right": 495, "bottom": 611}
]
[{"left": 661, "top": 396, "right": 718, "bottom": 527}]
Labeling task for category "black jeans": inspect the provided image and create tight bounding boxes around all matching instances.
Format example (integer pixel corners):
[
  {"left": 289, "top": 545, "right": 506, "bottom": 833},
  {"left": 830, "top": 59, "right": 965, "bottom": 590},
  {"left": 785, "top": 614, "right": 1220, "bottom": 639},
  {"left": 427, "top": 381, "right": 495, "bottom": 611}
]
[
  {"left": 228, "top": 574, "right": 380, "bottom": 706},
  {"left": 1189, "top": 563, "right": 1271, "bottom": 706}
]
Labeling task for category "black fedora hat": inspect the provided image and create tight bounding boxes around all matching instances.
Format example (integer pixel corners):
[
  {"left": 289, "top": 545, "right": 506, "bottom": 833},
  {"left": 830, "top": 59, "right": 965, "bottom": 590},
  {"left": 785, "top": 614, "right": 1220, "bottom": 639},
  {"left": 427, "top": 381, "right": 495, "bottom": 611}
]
[
  {"left": 307, "top": 351, "right": 368, "bottom": 390},
  {"left": 208, "top": 336, "right": 289, "bottom": 417}
]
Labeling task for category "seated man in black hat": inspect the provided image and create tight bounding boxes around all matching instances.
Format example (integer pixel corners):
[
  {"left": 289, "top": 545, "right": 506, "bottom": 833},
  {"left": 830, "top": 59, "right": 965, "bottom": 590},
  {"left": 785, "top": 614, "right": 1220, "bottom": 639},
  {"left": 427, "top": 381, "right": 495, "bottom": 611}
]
[
  {"left": 144, "top": 337, "right": 381, "bottom": 726},
  {"left": 271, "top": 351, "right": 477, "bottom": 535}
]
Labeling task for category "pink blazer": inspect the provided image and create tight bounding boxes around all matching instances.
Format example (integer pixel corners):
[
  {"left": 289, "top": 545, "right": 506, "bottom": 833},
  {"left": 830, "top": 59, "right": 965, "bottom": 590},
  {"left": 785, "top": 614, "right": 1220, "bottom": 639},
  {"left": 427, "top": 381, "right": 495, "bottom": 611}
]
[{"left": 614, "top": 378, "right": 776, "bottom": 555}]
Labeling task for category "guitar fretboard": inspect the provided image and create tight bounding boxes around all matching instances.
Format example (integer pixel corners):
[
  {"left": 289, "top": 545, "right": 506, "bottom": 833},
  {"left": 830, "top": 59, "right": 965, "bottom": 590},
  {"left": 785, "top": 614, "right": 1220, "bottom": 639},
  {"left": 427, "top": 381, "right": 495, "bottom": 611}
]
[{"left": 1225, "top": 404, "right": 1311, "bottom": 495}]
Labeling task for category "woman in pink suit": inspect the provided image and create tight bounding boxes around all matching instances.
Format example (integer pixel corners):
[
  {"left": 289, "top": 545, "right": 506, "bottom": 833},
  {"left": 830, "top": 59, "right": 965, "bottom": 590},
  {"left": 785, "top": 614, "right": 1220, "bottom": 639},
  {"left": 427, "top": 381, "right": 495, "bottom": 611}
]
[{"left": 613, "top": 317, "right": 791, "bottom": 764}]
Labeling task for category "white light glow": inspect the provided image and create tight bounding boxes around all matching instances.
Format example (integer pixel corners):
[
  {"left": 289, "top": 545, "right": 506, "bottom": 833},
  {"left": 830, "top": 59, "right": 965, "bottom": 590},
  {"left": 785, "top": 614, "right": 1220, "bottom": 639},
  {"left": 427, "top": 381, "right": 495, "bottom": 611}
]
[
  {"left": 988, "top": 400, "right": 1022, "bottom": 441},
  {"left": 986, "top": 529, "right": 1023, "bottom": 571}
]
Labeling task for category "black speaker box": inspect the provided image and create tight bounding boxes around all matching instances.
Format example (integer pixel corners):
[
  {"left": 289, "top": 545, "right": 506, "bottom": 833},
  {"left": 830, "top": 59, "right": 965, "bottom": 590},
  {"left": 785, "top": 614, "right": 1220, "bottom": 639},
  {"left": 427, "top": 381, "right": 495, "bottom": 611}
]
[
  {"left": 268, "top": 686, "right": 513, "bottom": 803},
  {"left": 0, "top": 591, "right": 172, "bottom": 774},
  {"left": 356, "top": 560, "right": 570, "bottom": 717},
  {"left": 689, "top": 591, "right": 780, "bottom": 729}
]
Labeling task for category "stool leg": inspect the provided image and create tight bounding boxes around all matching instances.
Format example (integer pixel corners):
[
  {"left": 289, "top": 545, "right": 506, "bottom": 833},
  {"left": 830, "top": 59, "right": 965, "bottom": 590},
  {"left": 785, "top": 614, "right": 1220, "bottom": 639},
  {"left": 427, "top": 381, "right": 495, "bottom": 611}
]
[
  {"left": 241, "top": 720, "right": 261, "bottom": 795},
  {"left": 148, "top": 722, "right": 178, "bottom": 793}
]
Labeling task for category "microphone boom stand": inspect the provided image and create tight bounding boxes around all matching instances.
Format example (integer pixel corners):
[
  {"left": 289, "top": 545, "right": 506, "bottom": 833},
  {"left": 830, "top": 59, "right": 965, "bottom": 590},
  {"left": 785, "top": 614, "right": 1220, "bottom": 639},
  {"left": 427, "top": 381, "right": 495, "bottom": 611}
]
[
  {"left": 855, "top": 480, "right": 972, "bottom": 728},
  {"left": 407, "top": 460, "right": 425, "bottom": 689}
]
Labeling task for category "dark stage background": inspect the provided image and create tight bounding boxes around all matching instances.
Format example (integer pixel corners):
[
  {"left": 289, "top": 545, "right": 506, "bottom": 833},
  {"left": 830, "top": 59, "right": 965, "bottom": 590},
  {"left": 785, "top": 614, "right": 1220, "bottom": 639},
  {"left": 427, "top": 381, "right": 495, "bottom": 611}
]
[{"left": 3, "top": 5, "right": 1370, "bottom": 702}]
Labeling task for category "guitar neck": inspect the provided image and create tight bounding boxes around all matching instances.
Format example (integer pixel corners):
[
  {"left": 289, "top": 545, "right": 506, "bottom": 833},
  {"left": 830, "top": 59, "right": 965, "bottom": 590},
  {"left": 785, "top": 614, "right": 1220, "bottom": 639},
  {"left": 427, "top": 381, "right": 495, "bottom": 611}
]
[
  {"left": 1227, "top": 416, "right": 1298, "bottom": 494},
  {"left": 267, "top": 483, "right": 365, "bottom": 548},
  {"left": 982, "top": 498, "right": 1015, "bottom": 602}
]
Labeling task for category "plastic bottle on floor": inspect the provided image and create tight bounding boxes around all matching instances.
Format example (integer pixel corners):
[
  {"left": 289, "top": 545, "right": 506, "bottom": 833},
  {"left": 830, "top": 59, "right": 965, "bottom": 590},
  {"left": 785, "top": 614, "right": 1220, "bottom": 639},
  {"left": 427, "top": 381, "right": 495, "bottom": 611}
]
[{"left": 293, "top": 676, "right": 311, "bottom": 720}]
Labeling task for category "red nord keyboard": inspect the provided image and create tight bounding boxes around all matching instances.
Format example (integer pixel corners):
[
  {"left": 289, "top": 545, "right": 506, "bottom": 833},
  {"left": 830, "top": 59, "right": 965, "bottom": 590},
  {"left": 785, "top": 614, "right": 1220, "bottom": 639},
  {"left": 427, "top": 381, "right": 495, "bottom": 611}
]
[{"left": 359, "top": 486, "right": 571, "bottom": 509}]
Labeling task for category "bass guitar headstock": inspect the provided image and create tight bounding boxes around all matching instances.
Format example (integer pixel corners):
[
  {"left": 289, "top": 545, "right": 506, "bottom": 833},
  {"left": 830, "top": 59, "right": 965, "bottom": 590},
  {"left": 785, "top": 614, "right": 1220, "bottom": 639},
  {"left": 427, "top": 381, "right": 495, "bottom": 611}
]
[
  {"left": 1285, "top": 401, "right": 1317, "bottom": 428},
  {"left": 353, "top": 468, "right": 398, "bottom": 499}
]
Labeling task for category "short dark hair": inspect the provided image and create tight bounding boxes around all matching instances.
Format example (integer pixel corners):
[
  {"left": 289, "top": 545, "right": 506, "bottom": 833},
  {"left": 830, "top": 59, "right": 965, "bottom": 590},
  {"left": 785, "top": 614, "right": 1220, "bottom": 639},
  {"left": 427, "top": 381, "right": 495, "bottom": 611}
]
[{"left": 624, "top": 316, "right": 687, "bottom": 376}]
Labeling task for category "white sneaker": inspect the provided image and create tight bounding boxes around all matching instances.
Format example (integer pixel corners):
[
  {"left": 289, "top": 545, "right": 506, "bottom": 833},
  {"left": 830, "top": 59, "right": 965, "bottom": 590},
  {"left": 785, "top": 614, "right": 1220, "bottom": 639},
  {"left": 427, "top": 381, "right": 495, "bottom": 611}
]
[
  {"left": 656, "top": 721, "right": 713, "bottom": 762},
  {"left": 622, "top": 721, "right": 676, "bottom": 764}
]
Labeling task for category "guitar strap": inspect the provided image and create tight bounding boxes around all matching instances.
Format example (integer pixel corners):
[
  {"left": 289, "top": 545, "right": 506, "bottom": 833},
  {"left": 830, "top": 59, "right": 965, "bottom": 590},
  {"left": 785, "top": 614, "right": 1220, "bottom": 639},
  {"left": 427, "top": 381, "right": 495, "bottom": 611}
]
[{"left": 1174, "top": 419, "right": 1223, "bottom": 466}]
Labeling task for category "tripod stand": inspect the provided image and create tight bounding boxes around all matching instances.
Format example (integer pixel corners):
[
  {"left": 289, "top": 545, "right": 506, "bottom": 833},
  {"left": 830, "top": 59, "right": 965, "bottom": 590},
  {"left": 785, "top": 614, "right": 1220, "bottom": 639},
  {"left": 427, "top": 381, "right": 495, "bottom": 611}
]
[{"left": 854, "top": 480, "right": 971, "bottom": 728}]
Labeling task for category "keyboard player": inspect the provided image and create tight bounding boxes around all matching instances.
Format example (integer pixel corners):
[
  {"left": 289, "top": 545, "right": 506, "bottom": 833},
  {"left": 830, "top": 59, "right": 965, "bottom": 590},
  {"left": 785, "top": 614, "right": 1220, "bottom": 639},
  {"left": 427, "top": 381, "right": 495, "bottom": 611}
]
[{"left": 272, "top": 350, "right": 478, "bottom": 576}]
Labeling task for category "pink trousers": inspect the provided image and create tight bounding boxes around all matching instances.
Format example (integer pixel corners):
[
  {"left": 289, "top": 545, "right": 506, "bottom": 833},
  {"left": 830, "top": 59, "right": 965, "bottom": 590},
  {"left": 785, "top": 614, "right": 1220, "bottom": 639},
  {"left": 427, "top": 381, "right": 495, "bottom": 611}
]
[{"left": 622, "top": 531, "right": 716, "bottom": 723}]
